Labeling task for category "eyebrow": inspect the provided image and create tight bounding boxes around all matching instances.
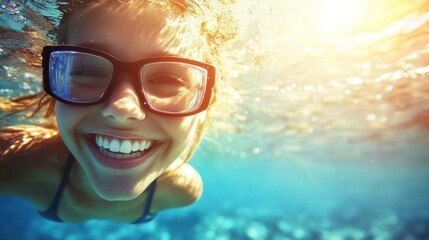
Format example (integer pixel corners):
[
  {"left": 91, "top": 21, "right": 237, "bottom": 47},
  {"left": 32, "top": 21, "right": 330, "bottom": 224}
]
[{"left": 75, "top": 42, "right": 180, "bottom": 58}]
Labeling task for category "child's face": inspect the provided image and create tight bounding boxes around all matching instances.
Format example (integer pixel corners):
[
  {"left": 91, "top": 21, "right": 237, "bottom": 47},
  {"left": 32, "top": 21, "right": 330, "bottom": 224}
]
[{"left": 55, "top": 4, "right": 204, "bottom": 201}]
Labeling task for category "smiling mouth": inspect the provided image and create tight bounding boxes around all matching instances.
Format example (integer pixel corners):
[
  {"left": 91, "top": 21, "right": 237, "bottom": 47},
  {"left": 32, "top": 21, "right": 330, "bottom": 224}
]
[{"left": 94, "top": 134, "right": 154, "bottom": 160}]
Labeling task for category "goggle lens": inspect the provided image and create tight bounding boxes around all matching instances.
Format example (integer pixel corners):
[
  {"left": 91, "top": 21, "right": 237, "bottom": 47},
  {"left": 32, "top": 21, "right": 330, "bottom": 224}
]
[
  {"left": 46, "top": 50, "right": 212, "bottom": 115},
  {"left": 50, "top": 51, "right": 113, "bottom": 103}
]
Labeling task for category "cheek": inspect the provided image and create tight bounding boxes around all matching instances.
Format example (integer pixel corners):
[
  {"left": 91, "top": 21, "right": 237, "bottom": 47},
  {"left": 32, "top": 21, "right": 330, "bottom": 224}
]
[
  {"left": 175, "top": 117, "right": 199, "bottom": 140},
  {"left": 160, "top": 116, "right": 200, "bottom": 150},
  {"left": 55, "top": 102, "right": 87, "bottom": 144},
  {"left": 56, "top": 103, "right": 72, "bottom": 135}
]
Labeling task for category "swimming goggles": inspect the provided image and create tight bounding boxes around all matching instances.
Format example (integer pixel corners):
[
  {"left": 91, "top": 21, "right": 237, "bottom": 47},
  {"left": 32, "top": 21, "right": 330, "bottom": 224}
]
[{"left": 42, "top": 45, "right": 216, "bottom": 117}]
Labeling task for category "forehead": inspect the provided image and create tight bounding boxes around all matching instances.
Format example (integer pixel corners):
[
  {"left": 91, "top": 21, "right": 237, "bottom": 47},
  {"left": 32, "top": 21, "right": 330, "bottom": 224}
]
[{"left": 65, "top": 3, "right": 202, "bottom": 61}]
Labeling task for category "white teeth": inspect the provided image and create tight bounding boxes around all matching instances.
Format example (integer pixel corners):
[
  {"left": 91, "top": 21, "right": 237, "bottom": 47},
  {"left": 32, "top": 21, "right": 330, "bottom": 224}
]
[
  {"left": 96, "top": 135, "right": 101, "bottom": 146},
  {"left": 109, "top": 139, "right": 120, "bottom": 152},
  {"left": 140, "top": 141, "right": 146, "bottom": 151},
  {"left": 139, "top": 140, "right": 153, "bottom": 151},
  {"left": 120, "top": 140, "right": 132, "bottom": 154},
  {"left": 132, "top": 141, "right": 140, "bottom": 152},
  {"left": 103, "top": 138, "right": 109, "bottom": 149},
  {"left": 146, "top": 141, "right": 153, "bottom": 149},
  {"left": 94, "top": 134, "right": 153, "bottom": 155}
]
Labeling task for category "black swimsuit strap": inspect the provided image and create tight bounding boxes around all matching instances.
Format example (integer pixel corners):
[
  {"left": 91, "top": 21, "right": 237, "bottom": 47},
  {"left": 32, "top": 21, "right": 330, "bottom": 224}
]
[
  {"left": 143, "top": 179, "right": 157, "bottom": 215},
  {"left": 39, "top": 153, "right": 75, "bottom": 222},
  {"left": 132, "top": 178, "right": 158, "bottom": 224}
]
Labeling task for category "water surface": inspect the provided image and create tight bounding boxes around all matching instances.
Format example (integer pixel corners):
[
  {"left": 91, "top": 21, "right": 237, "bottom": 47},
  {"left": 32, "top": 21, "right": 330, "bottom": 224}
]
[{"left": 1, "top": 0, "right": 428, "bottom": 239}]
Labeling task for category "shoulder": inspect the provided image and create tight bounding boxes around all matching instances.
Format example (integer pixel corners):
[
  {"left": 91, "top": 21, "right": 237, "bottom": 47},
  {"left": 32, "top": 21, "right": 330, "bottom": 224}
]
[
  {"left": 0, "top": 124, "right": 67, "bottom": 174},
  {"left": 153, "top": 163, "right": 203, "bottom": 211},
  {"left": 0, "top": 125, "right": 68, "bottom": 207}
]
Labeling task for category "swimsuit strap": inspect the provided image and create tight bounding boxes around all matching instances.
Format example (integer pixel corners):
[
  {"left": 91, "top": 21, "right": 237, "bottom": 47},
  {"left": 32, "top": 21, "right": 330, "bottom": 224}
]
[
  {"left": 39, "top": 152, "right": 75, "bottom": 222},
  {"left": 132, "top": 178, "right": 158, "bottom": 224}
]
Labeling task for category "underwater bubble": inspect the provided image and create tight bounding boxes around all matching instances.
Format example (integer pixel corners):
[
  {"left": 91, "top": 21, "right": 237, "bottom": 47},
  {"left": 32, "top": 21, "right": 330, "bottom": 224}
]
[
  {"left": 6, "top": 1, "right": 19, "bottom": 15},
  {"left": 292, "top": 228, "right": 307, "bottom": 239},
  {"left": 214, "top": 215, "right": 235, "bottom": 230},
  {"left": 246, "top": 221, "right": 268, "bottom": 240},
  {"left": 0, "top": 0, "right": 30, "bottom": 25},
  {"left": 0, "top": 3, "right": 6, "bottom": 14},
  {"left": 15, "top": 14, "right": 26, "bottom": 23},
  {"left": 159, "top": 231, "right": 171, "bottom": 240}
]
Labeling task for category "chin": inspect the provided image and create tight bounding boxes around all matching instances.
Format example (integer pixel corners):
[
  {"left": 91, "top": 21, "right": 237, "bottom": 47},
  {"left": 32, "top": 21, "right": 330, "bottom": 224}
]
[
  {"left": 99, "top": 193, "right": 139, "bottom": 202},
  {"left": 91, "top": 172, "right": 157, "bottom": 202},
  {"left": 79, "top": 144, "right": 159, "bottom": 202},
  {"left": 86, "top": 174, "right": 143, "bottom": 202},
  {"left": 95, "top": 185, "right": 141, "bottom": 201}
]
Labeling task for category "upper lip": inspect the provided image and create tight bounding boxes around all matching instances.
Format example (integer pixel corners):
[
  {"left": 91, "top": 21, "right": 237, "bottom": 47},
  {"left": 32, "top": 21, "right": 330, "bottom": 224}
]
[{"left": 86, "top": 129, "right": 159, "bottom": 141}]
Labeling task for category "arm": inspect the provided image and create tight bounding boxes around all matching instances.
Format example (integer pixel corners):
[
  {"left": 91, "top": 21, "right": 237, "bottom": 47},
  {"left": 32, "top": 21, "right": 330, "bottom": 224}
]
[
  {"left": 0, "top": 125, "right": 65, "bottom": 207},
  {"left": 154, "top": 163, "right": 203, "bottom": 211}
]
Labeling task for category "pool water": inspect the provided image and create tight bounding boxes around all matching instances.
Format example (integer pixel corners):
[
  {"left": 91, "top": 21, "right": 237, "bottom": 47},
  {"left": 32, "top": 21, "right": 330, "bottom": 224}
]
[{"left": 1, "top": 0, "right": 429, "bottom": 239}]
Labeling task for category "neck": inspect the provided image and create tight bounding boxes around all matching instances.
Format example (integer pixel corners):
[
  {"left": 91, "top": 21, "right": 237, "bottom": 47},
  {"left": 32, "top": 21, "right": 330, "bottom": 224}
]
[{"left": 69, "top": 162, "right": 102, "bottom": 201}]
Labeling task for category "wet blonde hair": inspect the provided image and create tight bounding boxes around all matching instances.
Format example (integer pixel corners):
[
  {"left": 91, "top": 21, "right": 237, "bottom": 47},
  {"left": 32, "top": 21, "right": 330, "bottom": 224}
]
[{"left": 1, "top": 0, "right": 239, "bottom": 162}]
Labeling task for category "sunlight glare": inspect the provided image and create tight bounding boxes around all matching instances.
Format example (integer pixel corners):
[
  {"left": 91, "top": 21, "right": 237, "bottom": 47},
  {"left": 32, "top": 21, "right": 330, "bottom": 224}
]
[{"left": 322, "top": 0, "right": 369, "bottom": 33}]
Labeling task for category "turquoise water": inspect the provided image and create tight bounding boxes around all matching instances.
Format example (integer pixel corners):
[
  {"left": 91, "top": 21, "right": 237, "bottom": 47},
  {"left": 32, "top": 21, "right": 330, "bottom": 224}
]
[{"left": 1, "top": 0, "right": 429, "bottom": 239}]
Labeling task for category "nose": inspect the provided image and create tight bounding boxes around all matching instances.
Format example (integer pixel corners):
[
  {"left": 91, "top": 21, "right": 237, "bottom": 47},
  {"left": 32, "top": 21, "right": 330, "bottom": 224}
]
[{"left": 101, "top": 80, "right": 146, "bottom": 122}]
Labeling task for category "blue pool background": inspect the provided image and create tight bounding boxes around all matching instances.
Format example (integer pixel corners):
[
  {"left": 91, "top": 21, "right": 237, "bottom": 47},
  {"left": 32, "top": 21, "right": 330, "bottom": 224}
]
[
  {"left": 1, "top": 0, "right": 429, "bottom": 239},
  {"left": 1, "top": 141, "right": 429, "bottom": 239}
]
